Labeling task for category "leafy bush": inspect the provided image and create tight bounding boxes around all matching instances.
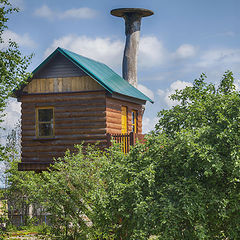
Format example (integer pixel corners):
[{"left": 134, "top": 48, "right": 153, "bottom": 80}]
[{"left": 5, "top": 71, "right": 240, "bottom": 240}]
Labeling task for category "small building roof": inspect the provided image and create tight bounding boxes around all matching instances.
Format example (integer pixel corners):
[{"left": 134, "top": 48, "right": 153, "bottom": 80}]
[{"left": 32, "top": 47, "right": 153, "bottom": 103}]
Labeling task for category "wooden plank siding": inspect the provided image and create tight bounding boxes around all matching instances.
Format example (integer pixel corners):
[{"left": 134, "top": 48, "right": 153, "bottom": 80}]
[
  {"left": 24, "top": 76, "right": 104, "bottom": 93},
  {"left": 106, "top": 96, "right": 143, "bottom": 134},
  {"left": 20, "top": 91, "right": 107, "bottom": 168},
  {"left": 33, "top": 51, "right": 87, "bottom": 79}
]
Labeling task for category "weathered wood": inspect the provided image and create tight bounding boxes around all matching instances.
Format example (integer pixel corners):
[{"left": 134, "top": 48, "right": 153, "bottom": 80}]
[
  {"left": 20, "top": 90, "right": 107, "bottom": 167},
  {"left": 22, "top": 117, "right": 106, "bottom": 126},
  {"left": 22, "top": 106, "right": 105, "bottom": 115},
  {"left": 106, "top": 111, "right": 122, "bottom": 119},
  {"left": 21, "top": 91, "right": 106, "bottom": 102},
  {"left": 54, "top": 122, "right": 106, "bottom": 129},
  {"left": 55, "top": 128, "right": 106, "bottom": 135},
  {"left": 22, "top": 107, "right": 105, "bottom": 114},
  {"left": 25, "top": 76, "right": 104, "bottom": 94},
  {"left": 106, "top": 123, "right": 122, "bottom": 130},
  {"left": 106, "top": 96, "right": 143, "bottom": 134},
  {"left": 22, "top": 133, "right": 107, "bottom": 141},
  {"left": 33, "top": 52, "right": 87, "bottom": 79},
  {"left": 22, "top": 99, "right": 106, "bottom": 108},
  {"left": 55, "top": 117, "right": 106, "bottom": 123},
  {"left": 20, "top": 84, "right": 145, "bottom": 170},
  {"left": 22, "top": 152, "right": 65, "bottom": 158},
  {"left": 106, "top": 107, "right": 122, "bottom": 114},
  {"left": 22, "top": 145, "right": 75, "bottom": 152},
  {"left": 21, "top": 139, "right": 108, "bottom": 148},
  {"left": 18, "top": 50, "right": 148, "bottom": 171}
]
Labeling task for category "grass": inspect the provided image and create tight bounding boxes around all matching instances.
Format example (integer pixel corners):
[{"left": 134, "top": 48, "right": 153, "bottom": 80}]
[{"left": 2, "top": 224, "right": 51, "bottom": 239}]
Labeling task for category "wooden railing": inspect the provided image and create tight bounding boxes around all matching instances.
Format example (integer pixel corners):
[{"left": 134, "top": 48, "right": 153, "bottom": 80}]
[{"left": 106, "top": 132, "right": 145, "bottom": 153}]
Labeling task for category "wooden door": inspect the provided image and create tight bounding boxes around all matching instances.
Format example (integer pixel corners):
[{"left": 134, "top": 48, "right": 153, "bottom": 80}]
[{"left": 121, "top": 106, "right": 127, "bottom": 133}]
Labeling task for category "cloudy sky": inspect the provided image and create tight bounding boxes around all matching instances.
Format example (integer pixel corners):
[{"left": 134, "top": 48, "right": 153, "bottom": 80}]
[{"left": 2, "top": 0, "right": 240, "bottom": 136}]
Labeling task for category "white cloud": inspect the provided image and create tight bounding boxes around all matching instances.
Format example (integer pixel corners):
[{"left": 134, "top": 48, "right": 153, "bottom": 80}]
[
  {"left": 44, "top": 35, "right": 167, "bottom": 70},
  {"left": 44, "top": 33, "right": 200, "bottom": 71},
  {"left": 137, "top": 84, "right": 154, "bottom": 100},
  {"left": 0, "top": 98, "right": 20, "bottom": 187},
  {"left": 34, "top": 5, "right": 53, "bottom": 20},
  {"left": 139, "top": 36, "right": 167, "bottom": 67},
  {"left": 142, "top": 117, "right": 158, "bottom": 133},
  {"left": 235, "top": 79, "right": 240, "bottom": 91},
  {"left": 196, "top": 48, "right": 240, "bottom": 68},
  {"left": 139, "top": 39, "right": 197, "bottom": 68},
  {"left": 158, "top": 80, "right": 193, "bottom": 107},
  {"left": 174, "top": 44, "right": 197, "bottom": 59},
  {"left": 0, "top": 98, "right": 21, "bottom": 145},
  {"left": 61, "top": 8, "right": 97, "bottom": 19},
  {"left": 1, "top": 30, "right": 36, "bottom": 48},
  {"left": 44, "top": 35, "right": 124, "bottom": 69},
  {"left": 34, "top": 5, "right": 97, "bottom": 20}
]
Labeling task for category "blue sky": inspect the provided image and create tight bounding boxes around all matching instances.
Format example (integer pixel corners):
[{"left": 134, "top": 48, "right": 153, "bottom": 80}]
[{"left": 2, "top": 0, "right": 240, "bottom": 135}]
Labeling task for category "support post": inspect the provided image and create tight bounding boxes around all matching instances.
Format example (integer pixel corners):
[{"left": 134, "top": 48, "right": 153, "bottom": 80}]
[
  {"left": 106, "top": 133, "right": 111, "bottom": 148},
  {"left": 111, "top": 8, "right": 154, "bottom": 87}
]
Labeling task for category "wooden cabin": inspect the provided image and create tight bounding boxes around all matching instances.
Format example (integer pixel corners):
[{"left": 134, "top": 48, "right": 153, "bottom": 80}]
[{"left": 15, "top": 47, "right": 153, "bottom": 171}]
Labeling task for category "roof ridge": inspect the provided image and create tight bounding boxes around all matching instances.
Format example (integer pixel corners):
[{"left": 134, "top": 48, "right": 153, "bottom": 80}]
[{"left": 58, "top": 47, "right": 106, "bottom": 66}]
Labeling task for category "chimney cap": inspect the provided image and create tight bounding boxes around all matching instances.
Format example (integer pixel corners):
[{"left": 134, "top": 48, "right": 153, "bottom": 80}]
[{"left": 111, "top": 8, "right": 154, "bottom": 18}]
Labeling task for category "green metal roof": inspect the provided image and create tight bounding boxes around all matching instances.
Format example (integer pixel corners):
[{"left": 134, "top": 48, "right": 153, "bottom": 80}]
[{"left": 33, "top": 47, "right": 153, "bottom": 103}]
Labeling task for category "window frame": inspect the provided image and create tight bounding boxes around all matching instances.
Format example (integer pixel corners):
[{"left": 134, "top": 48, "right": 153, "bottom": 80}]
[
  {"left": 36, "top": 106, "right": 55, "bottom": 138},
  {"left": 131, "top": 110, "right": 137, "bottom": 133}
]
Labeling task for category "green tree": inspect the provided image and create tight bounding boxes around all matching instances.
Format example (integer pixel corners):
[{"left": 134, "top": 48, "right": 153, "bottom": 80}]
[
  {"left": 144, "top": 71, "right": 240, "bottom": 239},
  {"left": 29, "top": 145, "right": 112, "bottom": 239},
  {"left": 4, "top": 123, "right": 36, "bottom": 227},
  {"left": 27, "top": 143, "right": 154, "bottom": 240},
  {"left": 6, "top": 71, "right": 240, "bottom": 240},
  {"left": 0, "top": 1, "right": 32, "bottom": 233},
  {"left": 0, "top": 0, "right": 32, "bottom": 157},
  {"left": 93, "top": 71, "right": 240, "bottom": 239}
]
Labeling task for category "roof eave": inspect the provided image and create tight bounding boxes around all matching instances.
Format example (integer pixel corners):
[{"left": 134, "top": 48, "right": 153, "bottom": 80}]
[{"left": 110, "top": 92, "right": 146, "bottom": 105}]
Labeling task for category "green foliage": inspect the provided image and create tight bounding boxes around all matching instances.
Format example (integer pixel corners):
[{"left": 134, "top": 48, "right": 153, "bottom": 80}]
[
  {"left": 27, "top": 145, "right": 104, "bottom": 239},
  {"left": 0, "top": 1, "right": 32, "bottom": 233},
  {"left": 26, "top": 143, "right": 156, "bottom": 239},
  {"left": 148, "top": 71, "right": 240, "bottom": 239},
  {"left": 4, "top": 124, "right": 36, "bottom": 227},
  {"left": 4, "top": 71, "right": 240, "bottom": 240},
  {"left": 0, "top": 190, "right": 8, "bottom": 240},
  {"left": 0, "top": 0, "right": 32, "bottom": 159}
]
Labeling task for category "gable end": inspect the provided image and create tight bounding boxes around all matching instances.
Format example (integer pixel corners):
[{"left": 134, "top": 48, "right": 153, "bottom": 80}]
[{"left": 34, "top": 52, "right": 87, "bottom": 79}]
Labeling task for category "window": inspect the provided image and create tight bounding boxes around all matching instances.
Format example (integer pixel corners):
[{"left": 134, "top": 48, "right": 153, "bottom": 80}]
[
  {"left": 131, "top": 110, "right": 137, "bottom": 133},
  {"left": 121, "top": 106, "right": 127, "bottom": 134},
  {"left": 36, "top": 107, "right": 54, "bottom": 138}
]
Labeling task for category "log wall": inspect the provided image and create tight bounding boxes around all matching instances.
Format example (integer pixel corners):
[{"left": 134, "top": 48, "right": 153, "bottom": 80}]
[
  {"left": 20, "top": 91, "right": 107, "bottom": 169},
  {"left": 106, "top": 97, "right": 143, "bottom": 134}
]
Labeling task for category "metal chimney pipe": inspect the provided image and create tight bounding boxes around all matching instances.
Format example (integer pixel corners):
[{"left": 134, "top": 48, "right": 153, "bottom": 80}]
[{"left": 111, "top": 8, "right": 154, "bottom": 87}]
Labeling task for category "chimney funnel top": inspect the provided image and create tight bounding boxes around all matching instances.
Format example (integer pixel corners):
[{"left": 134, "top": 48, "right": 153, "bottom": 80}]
[
  {"left": 110, "top": 8, "right": 153, "bottom": 87},
  {"left": 111, "top": 8, "right": 154, "bottom": 18}
]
